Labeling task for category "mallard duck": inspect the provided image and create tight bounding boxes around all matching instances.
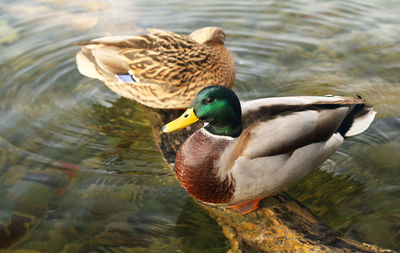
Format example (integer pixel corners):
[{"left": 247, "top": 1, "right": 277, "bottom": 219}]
[
  {"left": 162, "top": 85, "right": 376, "bottom": 214},
  {"left": 75, "top": 27, "right": 235, "bottom": 109}
]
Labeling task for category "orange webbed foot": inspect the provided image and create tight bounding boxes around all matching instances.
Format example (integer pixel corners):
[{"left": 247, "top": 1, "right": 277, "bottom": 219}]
[{"left": 228, "top": 197, "right": 265, "bottom": 215}]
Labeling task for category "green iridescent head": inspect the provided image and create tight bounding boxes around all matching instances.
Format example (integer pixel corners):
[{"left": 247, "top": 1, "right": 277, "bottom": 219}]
[{"left": 163, "top": 85, "right": 242, "bottom": 137}]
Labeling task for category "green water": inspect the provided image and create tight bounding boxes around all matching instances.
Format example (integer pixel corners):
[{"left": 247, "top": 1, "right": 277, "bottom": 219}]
[{"left": 0, "top": 0, "right": 399, "bottom": 251}]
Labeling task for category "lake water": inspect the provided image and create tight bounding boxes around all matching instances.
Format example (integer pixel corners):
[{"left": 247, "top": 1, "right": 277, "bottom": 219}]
[{"left": 0, "top": 0, "right": 399, "bottom": 251}]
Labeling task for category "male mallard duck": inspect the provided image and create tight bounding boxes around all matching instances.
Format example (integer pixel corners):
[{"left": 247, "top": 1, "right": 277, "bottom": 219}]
[
  {"left": 75, "top": 27, "right": 235, "bottom": 109},
  {"left": 162, "top": 85, "right": 376, "bottom": 214}
]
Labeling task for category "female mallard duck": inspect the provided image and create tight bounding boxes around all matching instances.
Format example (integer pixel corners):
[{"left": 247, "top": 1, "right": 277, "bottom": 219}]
[
  {"left": 75, "top": 27, "right": 235, "bottom": 109},
  {"left": 162, "top": 85, "right": 376, "bottom": 214}
]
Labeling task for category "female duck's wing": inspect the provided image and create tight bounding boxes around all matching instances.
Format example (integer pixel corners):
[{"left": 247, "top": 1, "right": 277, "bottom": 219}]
[
  {"left": 76, "top": 29, "right": 203, "bottom": 84},
  {"left": 234, "top": 95, "right": 376, "bottom": 159},
  {"left": 75, "top": 28, "right": 235, "bottom": 108}
]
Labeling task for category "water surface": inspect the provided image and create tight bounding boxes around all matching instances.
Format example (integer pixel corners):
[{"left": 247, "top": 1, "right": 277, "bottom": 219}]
[{"left": 0, "top": 0, "right": 399, "bottom": 251}]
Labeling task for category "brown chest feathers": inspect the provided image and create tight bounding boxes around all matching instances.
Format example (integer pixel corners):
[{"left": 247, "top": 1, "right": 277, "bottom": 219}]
[{"left": 175, "top": 130, "right": 235, "bottom": 204}]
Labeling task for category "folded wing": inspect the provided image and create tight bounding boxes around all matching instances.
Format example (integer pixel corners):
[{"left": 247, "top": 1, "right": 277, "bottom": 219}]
[
  {"left": 237, "top": 96, "right": 376, "bottom": 159},
  {"left": 75, "top": 28, "right": 235, "bottom": 108}
]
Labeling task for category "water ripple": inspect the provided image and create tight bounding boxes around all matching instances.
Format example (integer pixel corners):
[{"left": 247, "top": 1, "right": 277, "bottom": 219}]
[{"left": 0, "top": 0, "right": 399, "bottom": 251}]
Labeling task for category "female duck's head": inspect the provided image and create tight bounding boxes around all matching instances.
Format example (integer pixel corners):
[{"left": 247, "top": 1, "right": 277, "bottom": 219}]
[{"left": 163, "top": 85, "right": 242, "bottom": 137}]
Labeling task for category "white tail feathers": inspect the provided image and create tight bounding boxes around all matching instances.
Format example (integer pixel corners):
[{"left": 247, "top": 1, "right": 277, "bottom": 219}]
[
  {"left": 76, "top": 50, "right": 103, "bottom": 80},
  {"left": 345, "top": 107, "right": 376, "bottom": 137}
]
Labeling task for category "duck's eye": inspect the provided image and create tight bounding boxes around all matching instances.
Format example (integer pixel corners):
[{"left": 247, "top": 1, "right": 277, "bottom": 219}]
[{"left": 205, "top": 97, "right": 215, "bottom": 104}]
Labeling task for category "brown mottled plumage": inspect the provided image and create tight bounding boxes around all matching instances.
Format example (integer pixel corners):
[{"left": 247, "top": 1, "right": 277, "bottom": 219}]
[{"left": 75, "top": 27, "right": 235, "bottom": 109}]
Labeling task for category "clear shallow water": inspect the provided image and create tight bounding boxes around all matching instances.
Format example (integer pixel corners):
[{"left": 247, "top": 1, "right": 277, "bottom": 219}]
[{"left": 0, "top": 0, "right": 399, "bottom": 251}]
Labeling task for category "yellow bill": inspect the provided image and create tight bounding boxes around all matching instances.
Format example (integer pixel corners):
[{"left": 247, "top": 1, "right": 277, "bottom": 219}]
[{"left": 162, "top": 108, "right": 199, "bottom": 133}]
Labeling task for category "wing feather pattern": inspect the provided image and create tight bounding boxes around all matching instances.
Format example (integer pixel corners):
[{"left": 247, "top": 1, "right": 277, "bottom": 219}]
[
  {"left": 75, "top": 27, "right": 235, "bottom": 108},
  {"left": 218, "top": 96, "right": 375, "bottom": 203},
  {"left": 226, "top": 96, "right": 374, "bottom": 163}
]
